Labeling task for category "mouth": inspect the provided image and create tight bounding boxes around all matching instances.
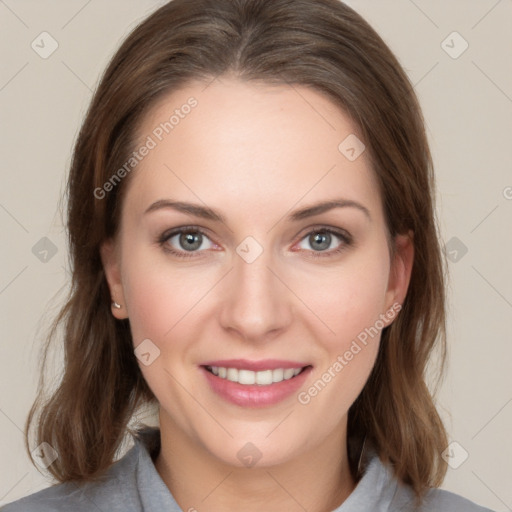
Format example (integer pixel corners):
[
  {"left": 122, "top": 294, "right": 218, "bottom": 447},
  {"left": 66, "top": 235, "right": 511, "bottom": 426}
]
[
  {"left": 199, "top": 359, "right": 313, "bottom": 408},
  {"left": 203, "top": 365, "right": 311, "bottom": 386}
]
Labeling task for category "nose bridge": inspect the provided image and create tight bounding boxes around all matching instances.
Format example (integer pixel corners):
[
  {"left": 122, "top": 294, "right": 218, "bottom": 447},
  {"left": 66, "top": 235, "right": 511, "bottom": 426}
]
[{"left": 219, "top": 239, "right": 291, "bottom": 339}]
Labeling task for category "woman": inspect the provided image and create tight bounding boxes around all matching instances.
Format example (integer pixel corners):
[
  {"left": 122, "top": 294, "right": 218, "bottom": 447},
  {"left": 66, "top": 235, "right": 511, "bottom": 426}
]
[{"left": 1, "top": 0, "right": 496, "bottom": 510}]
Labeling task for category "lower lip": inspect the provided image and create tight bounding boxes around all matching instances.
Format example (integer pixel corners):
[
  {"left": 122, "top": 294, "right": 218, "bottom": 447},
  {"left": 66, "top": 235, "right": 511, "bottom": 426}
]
[{"left": 201, "top": 366, "right": 312, "bottom": 408}]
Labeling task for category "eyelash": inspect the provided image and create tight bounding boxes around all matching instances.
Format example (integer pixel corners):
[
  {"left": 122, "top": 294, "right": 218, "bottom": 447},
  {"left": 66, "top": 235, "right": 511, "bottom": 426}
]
[{"left": 157, "top": 225, "right": 353, "bottom": 260}]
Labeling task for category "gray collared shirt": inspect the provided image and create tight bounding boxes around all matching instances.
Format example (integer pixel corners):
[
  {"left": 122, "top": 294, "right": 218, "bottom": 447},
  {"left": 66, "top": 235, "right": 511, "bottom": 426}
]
[{"left": 1, "top": 427, "right": 495, "bottom": 511}]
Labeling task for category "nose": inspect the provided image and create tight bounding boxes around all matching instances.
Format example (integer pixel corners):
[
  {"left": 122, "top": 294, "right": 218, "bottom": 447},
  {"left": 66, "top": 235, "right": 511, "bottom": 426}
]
[{"left": 218, "top": 245, "right": 293, "bottom": 343}]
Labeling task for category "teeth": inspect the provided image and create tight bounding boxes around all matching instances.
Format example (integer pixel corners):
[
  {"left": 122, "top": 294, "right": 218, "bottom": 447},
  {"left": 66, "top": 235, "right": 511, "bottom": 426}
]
[
  {"left": 207, "top": 366, "right": 305, "bottom": 386},
  {"left": 239, "top": 369, "right": 255, "bottom": 385},
  {"left": 272, "top": 368, "right": 284, "bottom": 382},
  {"left": 283, "top": 368, "right": 295, "bottom": 379},
  {"left": 256, "top": 369, "right": 272, "bottom": 385}
]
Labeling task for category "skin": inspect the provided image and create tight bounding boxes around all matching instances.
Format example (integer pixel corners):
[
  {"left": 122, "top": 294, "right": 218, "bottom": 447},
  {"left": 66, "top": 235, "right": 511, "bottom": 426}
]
[{"left": 101, "top": 76, "right": 414, "bottom": 512}]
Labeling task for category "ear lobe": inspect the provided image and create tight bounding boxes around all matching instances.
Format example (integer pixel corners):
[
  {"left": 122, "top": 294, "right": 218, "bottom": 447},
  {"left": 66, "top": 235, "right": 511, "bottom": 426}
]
[
  {"left": 100, "top": 238, "right": 128, "bottom": 319},
  {"left": 385, "top": 230, "right": 414, "bottom": 314}
]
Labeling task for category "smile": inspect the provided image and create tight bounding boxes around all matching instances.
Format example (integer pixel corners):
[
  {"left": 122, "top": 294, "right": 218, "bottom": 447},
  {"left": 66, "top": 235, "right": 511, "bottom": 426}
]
[{"left": 205, "top": 366, "right": 306, "bottom": 386}]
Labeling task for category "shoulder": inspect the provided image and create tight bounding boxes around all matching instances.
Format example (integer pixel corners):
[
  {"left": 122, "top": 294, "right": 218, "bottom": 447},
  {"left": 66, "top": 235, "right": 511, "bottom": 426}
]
[
  {"left": 359, "top": 450, "right": 496, "bottom": 512},
  {"left": 420, "top": 486, "right": 496, "bottom": 512},
  {"left": 1, "top": 440, "right": 141, "bottom": 512},
  {"left": 384, "top": 464, "right": 496, "bottom": 511}
]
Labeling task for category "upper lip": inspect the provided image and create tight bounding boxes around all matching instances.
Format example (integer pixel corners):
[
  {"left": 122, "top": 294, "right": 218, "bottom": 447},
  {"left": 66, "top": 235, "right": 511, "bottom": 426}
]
[{"left": 201, "top": 359, "right": 312, "bottom": 372}]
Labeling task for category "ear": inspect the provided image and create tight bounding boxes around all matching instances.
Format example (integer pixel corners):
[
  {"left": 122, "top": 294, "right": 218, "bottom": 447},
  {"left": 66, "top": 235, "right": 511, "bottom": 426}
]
[
  {"left": 383, "top": 230, "right": 414, "bottom": 320},
  {"left": 100, "top": 238, "right": 128, "bottom": 320}
]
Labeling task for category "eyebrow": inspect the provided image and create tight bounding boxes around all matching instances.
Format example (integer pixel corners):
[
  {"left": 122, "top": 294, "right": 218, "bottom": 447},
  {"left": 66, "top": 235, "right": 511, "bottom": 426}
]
[{"left": 144, "top": 198, "right": 371, "bottom": 222}]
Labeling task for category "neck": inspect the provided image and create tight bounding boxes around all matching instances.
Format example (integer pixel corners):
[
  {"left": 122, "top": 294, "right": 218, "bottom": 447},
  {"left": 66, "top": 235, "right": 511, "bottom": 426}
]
[{"left": 154, "top": 411, "right": 357, "bottom": 512}]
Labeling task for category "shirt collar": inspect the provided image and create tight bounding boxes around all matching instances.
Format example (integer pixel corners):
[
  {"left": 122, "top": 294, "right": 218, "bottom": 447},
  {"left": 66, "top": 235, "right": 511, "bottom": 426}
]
[{"left": 131, "top": 426, "right": 414, "bottom": 511}]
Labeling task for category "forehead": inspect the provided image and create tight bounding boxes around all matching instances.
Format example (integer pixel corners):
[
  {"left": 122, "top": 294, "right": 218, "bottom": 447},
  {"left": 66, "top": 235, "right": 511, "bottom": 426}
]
[{"left": 122, "top": 77, "right": 382, "bottom": 224}]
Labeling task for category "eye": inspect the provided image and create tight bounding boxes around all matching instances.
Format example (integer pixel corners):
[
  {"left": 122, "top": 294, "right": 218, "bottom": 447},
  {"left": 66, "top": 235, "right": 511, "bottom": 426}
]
[
  {"left": 158, "top": 225, "right": 353, "bottom": 260},
  {"left": 295, "top": 227, "right": 352, "bottom": 258},
  {"left": 158, "top": 227, "right": 216, "bottom": 258}
]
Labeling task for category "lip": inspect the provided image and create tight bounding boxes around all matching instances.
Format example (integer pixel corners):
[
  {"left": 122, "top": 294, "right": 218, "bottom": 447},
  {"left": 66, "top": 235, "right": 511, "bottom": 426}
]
[
  {"left": 200, "top": 362, "right": 313, "bottom": 408},
  {"left": 200, "top": 359, "right": 310, "bottom": 371}
]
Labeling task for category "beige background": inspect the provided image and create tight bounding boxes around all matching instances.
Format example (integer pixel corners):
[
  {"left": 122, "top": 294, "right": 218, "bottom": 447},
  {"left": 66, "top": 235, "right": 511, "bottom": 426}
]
[{"left": 1, "top": 0, "right": 511, "bottom": 509}]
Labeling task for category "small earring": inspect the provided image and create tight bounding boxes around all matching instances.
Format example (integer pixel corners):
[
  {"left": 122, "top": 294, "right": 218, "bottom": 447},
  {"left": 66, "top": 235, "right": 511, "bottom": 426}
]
[{"left": 112, "top": 301, "right": 122, "bottom": 309}]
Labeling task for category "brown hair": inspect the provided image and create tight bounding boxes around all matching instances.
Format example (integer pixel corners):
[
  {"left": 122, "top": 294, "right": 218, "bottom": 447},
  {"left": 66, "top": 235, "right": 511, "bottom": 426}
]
[{"left": 25, "top": 0, "right": 448, "bottom": 502}]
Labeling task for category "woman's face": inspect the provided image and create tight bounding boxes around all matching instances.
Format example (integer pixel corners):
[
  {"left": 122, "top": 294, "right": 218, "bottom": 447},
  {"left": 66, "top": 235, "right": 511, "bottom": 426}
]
[{"left": 102, "top": 76, "right": 412, "bottom": 468}]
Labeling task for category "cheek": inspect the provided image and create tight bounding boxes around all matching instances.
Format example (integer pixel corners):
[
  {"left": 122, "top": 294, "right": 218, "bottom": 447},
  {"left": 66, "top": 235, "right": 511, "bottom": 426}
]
[
  {"left": 120, "top": 242, "right": 193, "bottom": 344},
  {"left": 296, "top": 254, "right": 390, "bottom": 412},
  {"left": 298, "top": 245, "right": 391, "bottom": 346}
]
